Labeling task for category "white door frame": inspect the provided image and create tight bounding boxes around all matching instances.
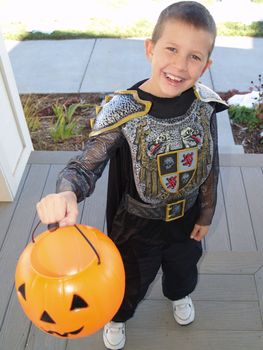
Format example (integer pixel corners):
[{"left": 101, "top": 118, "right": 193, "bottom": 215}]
[{"left": 0, "top": 31, "right": 33, "bottom": 201}]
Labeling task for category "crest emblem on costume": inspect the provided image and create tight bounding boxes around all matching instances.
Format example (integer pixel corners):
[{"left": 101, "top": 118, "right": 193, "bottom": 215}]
[
  {"left": 157, "top": 147, "right": 198, "bottom": 193},
  {"left": 181, "top": 127, "right": 202, "bottom": 148}
]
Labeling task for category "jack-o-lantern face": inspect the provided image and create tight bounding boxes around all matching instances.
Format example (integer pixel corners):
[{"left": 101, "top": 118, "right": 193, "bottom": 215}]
[
  {"left": 18, "top": 283, "right": 88, "bottom": 337},
  {"left": 15, "top": 225, "right": 125, "bottom": 338}
]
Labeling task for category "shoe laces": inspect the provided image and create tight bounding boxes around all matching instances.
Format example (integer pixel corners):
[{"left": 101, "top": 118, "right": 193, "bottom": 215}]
[
  {"left": 173, "top": 296, "right": 191, "bottom": 309},
  {"left": 106, "top": 322, "right": 125, "bottom": 334}
]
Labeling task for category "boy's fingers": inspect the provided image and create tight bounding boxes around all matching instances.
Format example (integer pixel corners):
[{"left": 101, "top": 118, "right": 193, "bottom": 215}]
[
  {"left": 190, "top": 225, "right": 199, "bottom": 239},
  {"left": 191, "top": 225, "right": 209, "bottom": 241},
  {"left": 36, "top": 192, "right": 78, "bottom": 226},
  {"left": 36, "top": 195, "right": 67, "bottom": 224},
  {"left": 59, "top": 205, "right": 79, "bottom": 227}
]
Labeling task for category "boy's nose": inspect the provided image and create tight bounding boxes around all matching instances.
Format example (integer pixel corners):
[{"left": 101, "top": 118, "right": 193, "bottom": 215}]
[{"left": 172, "top": 55, "right": 187, "bottom": 71}]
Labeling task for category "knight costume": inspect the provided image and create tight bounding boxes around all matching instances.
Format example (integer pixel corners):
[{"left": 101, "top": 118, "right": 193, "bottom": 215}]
[{"left": 56, "top": 80, "right": 228, "bottom": 322}]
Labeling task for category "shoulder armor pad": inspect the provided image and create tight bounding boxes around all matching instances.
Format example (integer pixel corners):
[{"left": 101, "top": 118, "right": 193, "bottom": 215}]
[
  {"left": 194, "top": 82, "right": 228, "bottom": 111},
  {"left": 89, "top": 90, "right": 151, "bottom": 137}
]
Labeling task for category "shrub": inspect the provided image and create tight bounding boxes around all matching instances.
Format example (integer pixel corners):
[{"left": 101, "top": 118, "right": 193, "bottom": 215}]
[{"left": 228, "top": 105, "right": 262, "bottom": 131}]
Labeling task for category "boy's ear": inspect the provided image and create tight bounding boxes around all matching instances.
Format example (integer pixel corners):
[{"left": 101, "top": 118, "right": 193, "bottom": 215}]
[
  {"left": 144, "top": 39, "right": 154, "bottom": 61},
  {"left": 201, "top": 59, "right": 213, "bottom": 76}
]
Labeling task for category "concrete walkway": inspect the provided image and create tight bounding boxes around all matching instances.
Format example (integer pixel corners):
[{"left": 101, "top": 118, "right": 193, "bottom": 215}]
[
  {"left": 4, "top": 36, "right": 263, "bottom": 153},
  {"left": 5, "top": 36, "right": 262, "bottom": 94}
]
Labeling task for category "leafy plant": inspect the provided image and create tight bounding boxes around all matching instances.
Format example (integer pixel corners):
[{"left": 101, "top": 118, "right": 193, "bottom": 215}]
[
  {"left": 250, "top": 74, "right": 263, "bottom": 119},
  {"left": 229, "top": 75, "right": 263, "bottom": 130},
  {"left": 228, "top": 105, "right": 261, "bottom": 131},
  {"left": 22, "top": 96, "right": 40, "bottom": 132},
  {"left": 50, "top": 103, "right": 81, "bottom": 142}
]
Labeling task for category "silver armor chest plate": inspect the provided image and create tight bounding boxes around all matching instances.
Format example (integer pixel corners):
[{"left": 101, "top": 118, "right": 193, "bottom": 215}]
[{"left": 122, "top": 100, "right": 214, "bottom": 205}]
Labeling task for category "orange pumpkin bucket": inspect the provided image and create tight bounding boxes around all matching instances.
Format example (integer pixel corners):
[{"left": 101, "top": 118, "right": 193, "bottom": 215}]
[{"left": 15, "top": 224, "right": 125, "bottom": 338}]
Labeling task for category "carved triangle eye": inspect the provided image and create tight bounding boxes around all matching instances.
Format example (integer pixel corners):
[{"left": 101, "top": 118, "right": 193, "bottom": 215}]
[
  {"left": 40, "top": 311, "right": 56, "bottom": 324},
  {"left": 18, "top": 283, "right": 26, "bottom": 300},
  {"left": 70, "top": 294, "right": 88, "bottom": 311}
]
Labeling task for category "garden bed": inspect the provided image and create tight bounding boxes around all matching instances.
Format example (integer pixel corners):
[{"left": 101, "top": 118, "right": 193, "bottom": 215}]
[
  {"left": 20, "top": 92, "right": 263, "bottom": 154},
  {"left": 20, "top": 93, "right": 104, "bottom": 151}
]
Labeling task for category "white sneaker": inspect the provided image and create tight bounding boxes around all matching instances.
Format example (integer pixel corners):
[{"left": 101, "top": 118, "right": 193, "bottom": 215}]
[
  {"left": 172, "top": 295, "right": 195, "bottom": 325},
  {"left": 103, "top": 321, "right": 126, "bottom": 350}
]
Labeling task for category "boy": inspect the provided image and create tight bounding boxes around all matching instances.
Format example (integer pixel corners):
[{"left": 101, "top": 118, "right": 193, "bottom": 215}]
[{"left": 37, "top": 2, "right": 228, "bottom": 349}]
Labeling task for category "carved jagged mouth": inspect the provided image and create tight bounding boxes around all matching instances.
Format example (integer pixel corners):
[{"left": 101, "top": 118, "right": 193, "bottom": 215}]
[{"left": 45, "top": 326, "right": 84, "bottom": 337}]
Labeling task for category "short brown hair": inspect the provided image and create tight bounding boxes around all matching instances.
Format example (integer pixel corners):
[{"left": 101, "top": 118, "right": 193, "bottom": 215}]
[{"left": 152, "top": 1, "right": 217, "bottom": 56}]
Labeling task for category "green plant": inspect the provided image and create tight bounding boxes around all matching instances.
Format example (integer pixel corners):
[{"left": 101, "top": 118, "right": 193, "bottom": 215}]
[
  {"left": 229, "top": 75, "right": 263, "bottom": 133},
  {"left": 50, "top": 103, "right": 81, "bottom": 142},
  {"left": 228, "top": 105, "right": 262, "bottom": 131},
  {"left": 250, "top": 74, "right": 263, "bottom": 119},
  {"left": 22, "top": 96, "right": 40, "bottom": 132}
]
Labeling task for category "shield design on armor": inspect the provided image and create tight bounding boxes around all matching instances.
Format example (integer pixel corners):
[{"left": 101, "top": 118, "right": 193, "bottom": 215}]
[{"left": 157, "top": 147, "right": 198, "bottom": 193}]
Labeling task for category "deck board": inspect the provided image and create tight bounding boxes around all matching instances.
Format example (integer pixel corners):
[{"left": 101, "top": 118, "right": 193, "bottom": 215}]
[
  {"left": 26, "top": 327, "right": 67, "bottom": 350},
  {"left": 0, "top": 289, "right": 31, "bottom": 350},
  {"left": 146, "top": 274, "right": 259, "bottom": 301},
  {"left": 0, "top": 165, "right": 30, "bottom": 248},
  {"left": 124, "top": 329, "right": 263, "bottom": 350},
  {"left": 66, "top": 329, "right": 263, "bottom": 350},
  {"left": 241, "top": 167, "right": 263, "bottom": 250},
  {"left": 204, "top": 177, "right": 230, "bottom": 251},
  {"left": 255, "top": 265, "right": 263, "bottom": 320},
  {"left": 129, "top": 299, "right": 263, "bottom": 331},
  {"left": 1, "top": 152, "right": 263, "bottom": 350},
  {"left": 220, "top": 166, "right": 256, "bottom": 251},
  {"left": 199, "top": 251, "right": 263, "bottom": 274},
  {"left": 0, "top": 164, "right": 50, "bottom": 326}
]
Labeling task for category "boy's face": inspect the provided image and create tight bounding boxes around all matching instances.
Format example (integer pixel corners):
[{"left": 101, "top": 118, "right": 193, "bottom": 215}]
[{"left": 144, "top": 20, "right": 213, "bottom": 98}]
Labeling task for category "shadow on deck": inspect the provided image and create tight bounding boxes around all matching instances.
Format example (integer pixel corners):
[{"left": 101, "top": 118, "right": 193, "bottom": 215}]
[{"left": 0, "top": 151, "right": 263, "bottom": 350}]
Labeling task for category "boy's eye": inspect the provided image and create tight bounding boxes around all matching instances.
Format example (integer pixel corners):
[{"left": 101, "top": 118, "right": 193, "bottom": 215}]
[
  {"left": 191, "top": 54, "right": 201, "bottom": 61},
  {"left": 167, "top": 47, "right": 177, "bottom": 53}
]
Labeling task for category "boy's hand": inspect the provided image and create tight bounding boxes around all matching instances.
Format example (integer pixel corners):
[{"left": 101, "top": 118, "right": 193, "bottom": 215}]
[
  {"left": 36, "top": 191, "right": 78, "bottom": 227},
  {"left": 190, "top": 224, "right": 209, "bottom": 241}
]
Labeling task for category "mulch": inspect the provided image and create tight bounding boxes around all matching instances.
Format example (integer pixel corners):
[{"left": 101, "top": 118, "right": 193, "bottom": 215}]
[
  {"left": 20, "top": 93, "right": 105, "bottom": 151},
  {"left": 20, "top": 92, "right": 263, "bottom": 153}
]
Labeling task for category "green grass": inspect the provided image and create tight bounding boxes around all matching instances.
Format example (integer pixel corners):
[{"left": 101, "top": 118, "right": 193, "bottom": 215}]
[
  {"left": 3, "top": 0, "right": 263, "bottom": 40},
  {"left": 217, "top": 21, "right": 263, "bottom": 37},
  {"left": 3, "top": 18, "right": 154, "bottom": 40},
  {"left": 4, "top": 20, "right": 263, "bottom": 41}
]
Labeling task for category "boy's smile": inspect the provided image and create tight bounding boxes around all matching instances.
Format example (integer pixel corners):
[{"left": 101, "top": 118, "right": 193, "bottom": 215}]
[{"left": 141, "top": 20, "right": 213, "bottom": 98}]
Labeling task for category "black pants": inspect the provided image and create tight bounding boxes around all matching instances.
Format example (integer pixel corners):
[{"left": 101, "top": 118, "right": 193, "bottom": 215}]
[{"left": 109, "top": 201, "right": 202, "bottom": 323}]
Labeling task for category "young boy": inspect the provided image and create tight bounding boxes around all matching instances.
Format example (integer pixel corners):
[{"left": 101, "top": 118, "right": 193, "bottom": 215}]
[{"left": 37, "top": 2, "right": 228, "bottom": 349}]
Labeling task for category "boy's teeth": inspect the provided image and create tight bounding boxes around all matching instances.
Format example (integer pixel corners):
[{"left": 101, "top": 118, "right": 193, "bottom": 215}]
[{"left": 166, "top": 73, "right": 182, "bottom": 82}]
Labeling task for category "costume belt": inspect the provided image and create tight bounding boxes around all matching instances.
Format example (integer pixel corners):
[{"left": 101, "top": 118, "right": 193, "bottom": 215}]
[{"left": 124, "top": 192, "right": 198, "bottom": 222}]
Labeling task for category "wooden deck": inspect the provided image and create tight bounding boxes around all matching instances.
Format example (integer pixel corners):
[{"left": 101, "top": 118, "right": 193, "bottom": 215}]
[{"left": 1, "top": 151, "right": 263, "bottom": 350}]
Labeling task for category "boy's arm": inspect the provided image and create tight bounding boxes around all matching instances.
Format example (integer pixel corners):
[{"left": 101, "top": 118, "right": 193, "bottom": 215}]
[
  {"left": 196, "top": 111, "right": 219, "bottom": 226},
  {"left": 56, "top": 129, "right": 124, "bottom": 202},
  {"left": 37, "top": 130, "right": 123, "bottom": 227}
]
